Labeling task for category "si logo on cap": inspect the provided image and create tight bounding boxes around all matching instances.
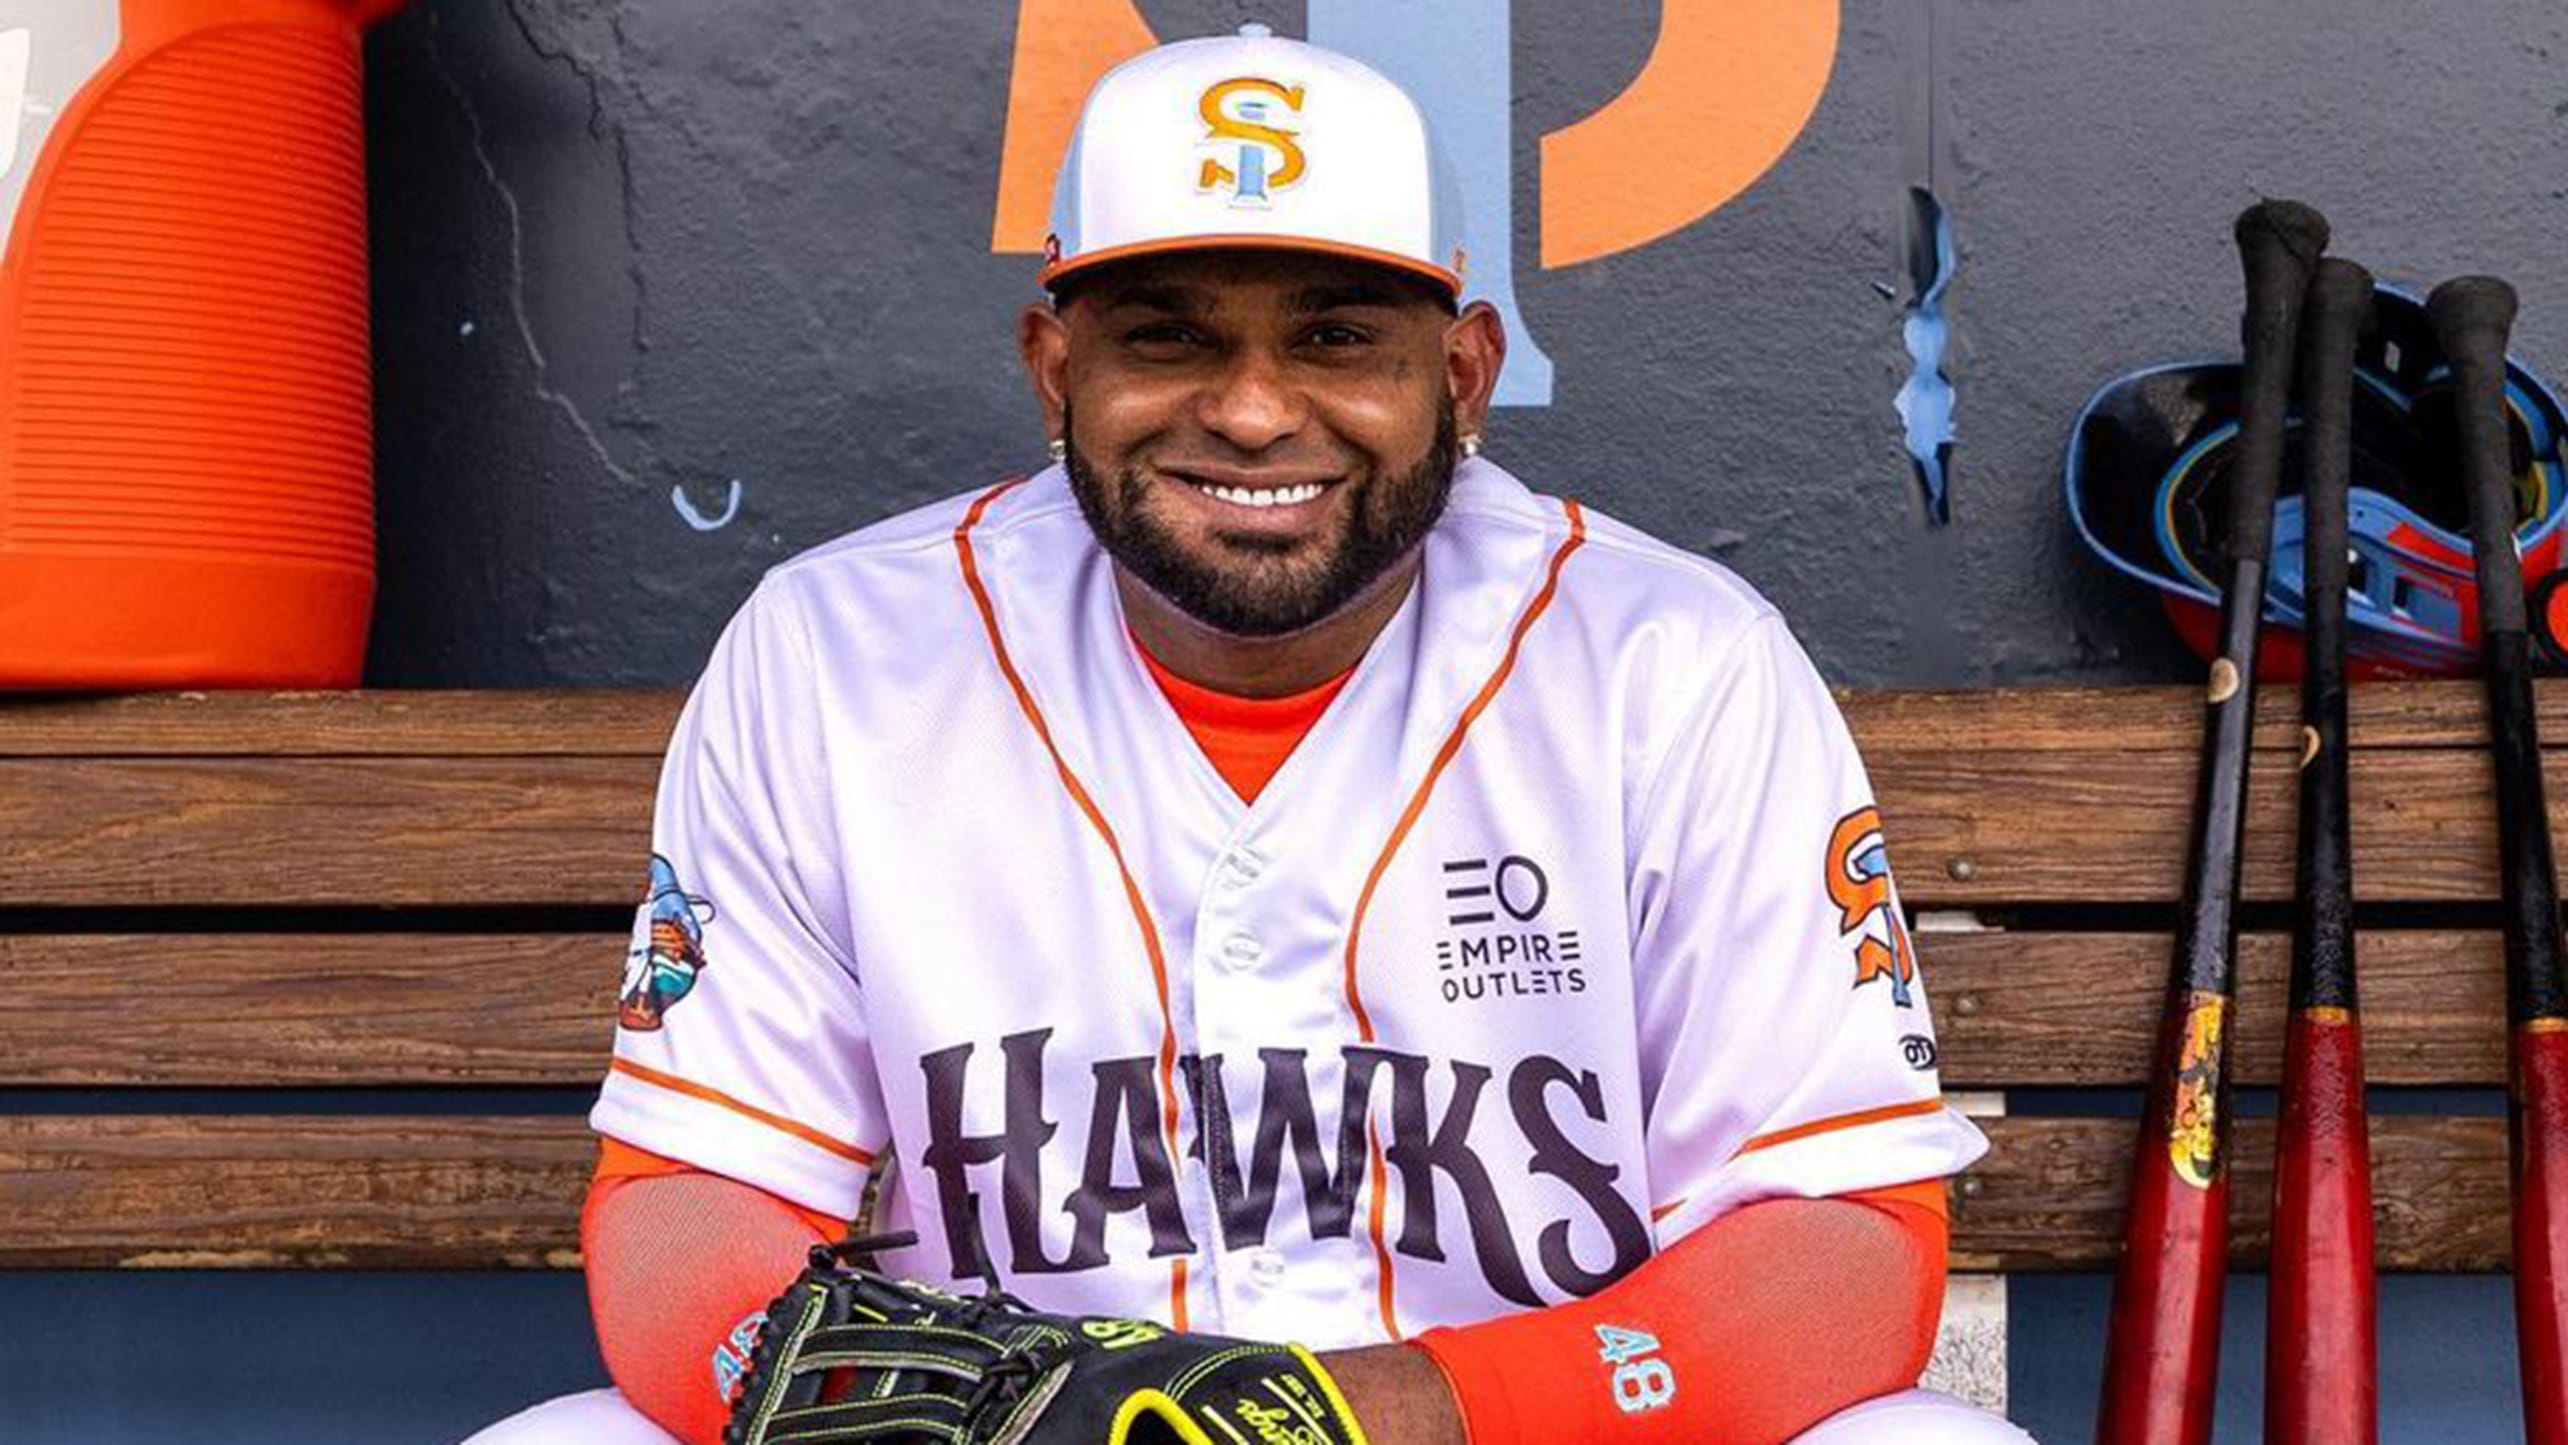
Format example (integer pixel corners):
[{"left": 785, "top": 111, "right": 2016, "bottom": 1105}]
[{"left": 1196, "top": 76, "right": 1306, "bottom": 206}]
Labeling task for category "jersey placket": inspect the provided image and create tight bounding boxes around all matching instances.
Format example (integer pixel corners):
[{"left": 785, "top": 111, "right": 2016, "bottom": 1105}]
[
  {"left": 1181, "top": 822, "right": 1385, "bottom": 1343},
  {"left": 1188, "top": 834, "right": 1274, "bottom": 1328}
]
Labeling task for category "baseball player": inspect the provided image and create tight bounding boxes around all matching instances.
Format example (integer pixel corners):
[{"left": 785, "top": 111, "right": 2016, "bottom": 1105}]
[{"left": 467, "top": 27, "right": 2036, "bottom": 1445}]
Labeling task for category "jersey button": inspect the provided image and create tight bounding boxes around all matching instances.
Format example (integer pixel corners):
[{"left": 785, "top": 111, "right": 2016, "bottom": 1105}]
[
  {"left": 1220, "top": 848, "right": 1265, "bottom": 888},
  {"left": 1218, "top": 932, "right": 1264, "bottom": 972},
  {"left": 1247, "top": 1248, "right": 1286, "bottom": 1286}
]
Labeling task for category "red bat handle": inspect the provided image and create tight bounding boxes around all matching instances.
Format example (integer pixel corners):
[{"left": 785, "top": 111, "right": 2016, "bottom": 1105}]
[
  {"left": 2099, "top": 991, "right": 2231, "bottom": 1445},
  {"left": 2267, "top": 1010, "right": 2377, "bottom": 1443},
  {"left": 2519, "top": 1025, "right": 2568, "bottom": 1445}
]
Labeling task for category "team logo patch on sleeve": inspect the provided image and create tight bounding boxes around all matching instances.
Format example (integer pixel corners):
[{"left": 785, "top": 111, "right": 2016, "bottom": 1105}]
[
  {"left": 617, "top": 853, "right": 717, "bottom": 1032},
  {"left": 1826, "top": 806, "right": 1917, "bottom": 1008}
]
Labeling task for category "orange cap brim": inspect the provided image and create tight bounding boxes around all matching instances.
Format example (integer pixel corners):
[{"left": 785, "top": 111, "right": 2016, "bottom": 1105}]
[{"left": 1041, "top": 233, "right": 1463, "bottom": 297}]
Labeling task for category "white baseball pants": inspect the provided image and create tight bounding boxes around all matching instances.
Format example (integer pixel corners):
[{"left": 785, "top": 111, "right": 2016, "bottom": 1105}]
[{"left": 461, "top": 1384, "right": 2041, "bottom": 1443}]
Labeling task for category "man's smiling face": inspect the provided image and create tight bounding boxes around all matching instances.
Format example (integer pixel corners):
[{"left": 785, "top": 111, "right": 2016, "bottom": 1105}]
[{"left": 1023, "top": 249, "right": 1486, "bottom": 638}]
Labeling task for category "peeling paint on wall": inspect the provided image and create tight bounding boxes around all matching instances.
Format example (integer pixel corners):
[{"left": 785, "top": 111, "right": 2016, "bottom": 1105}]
[{"left": 1898, "top": 186, "right": 1957, "bottom": 526}]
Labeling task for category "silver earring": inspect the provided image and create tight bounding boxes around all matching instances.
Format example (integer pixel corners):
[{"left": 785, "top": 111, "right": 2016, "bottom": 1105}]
[
  {"left": 1047, "top": 437, "right": 1067, "bottom": 464},
  {"left": 1459, "top": 433, "right": 1482, "bottom": 459}
]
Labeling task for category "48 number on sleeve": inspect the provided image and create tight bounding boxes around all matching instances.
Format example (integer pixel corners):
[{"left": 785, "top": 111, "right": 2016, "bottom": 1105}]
[{"left": 1594, "top": 1324, "right": 1676, "bottom": 1413}]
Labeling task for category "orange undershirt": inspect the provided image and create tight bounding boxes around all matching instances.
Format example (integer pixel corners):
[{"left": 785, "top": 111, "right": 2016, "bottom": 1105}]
[{"left": 1134, "top": 643, "right": 1354, "bottom": 802}]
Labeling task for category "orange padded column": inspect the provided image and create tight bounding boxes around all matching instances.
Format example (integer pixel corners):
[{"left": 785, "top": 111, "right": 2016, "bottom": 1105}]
[{"left": 0, "top": 0, "right": 412, "bottom": 687}]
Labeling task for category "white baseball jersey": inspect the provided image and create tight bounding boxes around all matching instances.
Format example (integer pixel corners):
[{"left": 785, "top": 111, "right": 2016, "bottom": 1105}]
[{"left": 589, "top": 458, "right": 1986, "bottom": 1350}]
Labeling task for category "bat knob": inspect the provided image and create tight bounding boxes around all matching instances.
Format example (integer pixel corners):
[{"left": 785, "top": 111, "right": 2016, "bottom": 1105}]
[
  {"left": 2234, "top": 199, "right": 2330, "bottom": 271},
  {"left": 2426, "top": 275, "right": 2520, "bottom": 348}
]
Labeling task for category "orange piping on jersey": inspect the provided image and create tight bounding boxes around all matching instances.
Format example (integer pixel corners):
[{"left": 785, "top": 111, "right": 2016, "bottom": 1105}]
[
  {"left": 608, "top": 1058, "right": 877, "bottom": 1166},
  {"left": 955, "top": 480, "right": 1191, "bottom": 1330},
  {"left": 1365, "top": 1140, "right": 1397, "bottom": 1330},
  {"left": 1650, "top": 1196, "right": 1688, "bottom": 1224},
  {"left": 1338, "top": 499, "right": 1589, "bottom": 1341},
  {"left": 1735, "top": 1097, "right": 1947, "bottom": 1156}
]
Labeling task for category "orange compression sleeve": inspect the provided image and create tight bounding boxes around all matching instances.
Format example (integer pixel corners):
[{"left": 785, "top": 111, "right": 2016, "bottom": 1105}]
[
  {"left": 1414, "top": 1183, "right": 1949, "bottom": 1445},
  {"left": 592, "top": 1136, "right": 849, "bottom": 1238},
  {"left": 583, "top": 1142, "right": 848, "bottom": 1445}
]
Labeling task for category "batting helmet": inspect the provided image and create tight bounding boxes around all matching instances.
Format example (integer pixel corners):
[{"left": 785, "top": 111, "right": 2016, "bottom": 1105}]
[{"left": 2066, "top": 287, "right": 2568, "bottom": 678}]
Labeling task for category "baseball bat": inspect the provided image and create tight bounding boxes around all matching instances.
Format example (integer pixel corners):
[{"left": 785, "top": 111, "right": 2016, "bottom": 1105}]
[
  {"left": 2265, "top": 256, "right": 2378, "bottom": 1445},
  {"left": 2096, "top": 198, "right": 2327, "bottom": 1445},
  {"left": 2427, "top": 275, "right": 2568, "bottom": 1445}
]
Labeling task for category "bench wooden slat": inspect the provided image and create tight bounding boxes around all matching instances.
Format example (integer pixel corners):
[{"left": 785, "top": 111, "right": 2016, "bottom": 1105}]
[
  {"left": 0, "top": 691, "right": 680, "bottom": 757},
  {"left": 0, "top": 683, "right": 2560, "bottom": 908},
  {"left": 1955, "top": 1114, "right": 2511, "bottom": 1273},
  {"left": 1926, "top": 930, "right": 2504, "bottom": 1088},
  {"left": 0, "top": 1113, "right": 2510, "bottom": 1271},
  {"left": 1878, "top": 746, "right": 2562, "bottom": 907},
  {"left": 0, "top": 750, "right": 2558, "bottom": 908},
  {"left": 0, "top": 1115, "right": 589, "bottom": 1268},
  {"left": 0, "top": 929, "right": 2505, "bottom": 1089},
  {"left": 0, "top": 758, "right": 654, "bottom": 906},
  {"left": 1837, "top": 678, "right": 2568, "bottom": 754},
  {"left": 1, "top": 679, "right": 2560, "bottom": 758},
  {"left": 0, "top": 934, "right": 622, "bottom": 1084}
]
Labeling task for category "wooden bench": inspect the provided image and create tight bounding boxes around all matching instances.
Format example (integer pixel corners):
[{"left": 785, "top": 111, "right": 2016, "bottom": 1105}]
[{"left": 0, "top": 683, "right": 2540, "bottom": 1295}]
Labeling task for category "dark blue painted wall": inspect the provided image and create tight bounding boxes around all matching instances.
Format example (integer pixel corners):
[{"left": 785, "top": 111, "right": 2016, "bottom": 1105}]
[
  {"left": 2, "top": 1272, "right": 603, "bottom": 1444},
  {"left": 20, "top": 0, "right": 2568, "bottom": 1437},
  {"left": 353, "top": 0, "right": 2568, "bottom": 693}
]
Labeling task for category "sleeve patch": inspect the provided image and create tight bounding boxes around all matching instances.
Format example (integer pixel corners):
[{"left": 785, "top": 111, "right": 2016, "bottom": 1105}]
[
  {"left": 1826, "top": 806, "right": 1917, "bottom": 1009},
  {"left": 618, "top": 853, "right": 720, "bottom": 1031}
]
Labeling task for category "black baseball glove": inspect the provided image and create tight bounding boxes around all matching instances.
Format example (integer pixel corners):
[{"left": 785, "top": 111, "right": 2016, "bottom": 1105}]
[{"left": 724, "top": 1234, "right": 1371, "bottom": 1445}]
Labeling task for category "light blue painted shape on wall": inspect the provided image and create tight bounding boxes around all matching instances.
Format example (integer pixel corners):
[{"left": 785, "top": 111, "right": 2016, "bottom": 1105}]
[{"left": 1309, "top": 0, "right": 1556, "bottom": 407}]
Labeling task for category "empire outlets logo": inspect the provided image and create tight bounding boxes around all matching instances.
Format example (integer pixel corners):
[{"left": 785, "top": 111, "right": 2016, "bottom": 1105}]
[{"left": 1432, "top": 855, "right": 1586, "bottom": 1005}]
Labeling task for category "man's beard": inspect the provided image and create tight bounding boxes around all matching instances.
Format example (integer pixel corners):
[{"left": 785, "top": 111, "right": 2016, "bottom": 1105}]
[{"left": 1062, "top": 406, "right": 1460, "bottom": 638}]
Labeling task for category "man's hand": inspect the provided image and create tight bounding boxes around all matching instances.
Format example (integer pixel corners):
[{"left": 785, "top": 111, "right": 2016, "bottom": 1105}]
[{"left": 1317, "top": 1345, "right": 1466, "bottom": 1445}]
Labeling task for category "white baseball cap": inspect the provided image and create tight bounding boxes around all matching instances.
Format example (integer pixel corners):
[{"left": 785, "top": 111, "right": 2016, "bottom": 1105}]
[{"left": 1042, "top": 25, "right": 1466, "bottom": 297}]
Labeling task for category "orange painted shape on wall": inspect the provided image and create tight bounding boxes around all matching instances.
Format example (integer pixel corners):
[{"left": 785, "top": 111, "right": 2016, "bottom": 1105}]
[
  {"left": 990, "top": 0, "right": 1159, "bottom": 253},
  {"left": 1539, "top": 0, "right": 1839, "bottom": 268}
]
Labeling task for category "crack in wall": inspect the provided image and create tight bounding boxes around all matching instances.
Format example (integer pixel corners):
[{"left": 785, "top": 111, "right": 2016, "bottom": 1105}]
[
  {"left": 499, "top": 0, "right": 654, "bottom": 370},
  {"left": 427, "top": 7, "right": 737, "bottom": 531},
  {"left": 425, "top": 10, "right": 639, "bottom": 491}
]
